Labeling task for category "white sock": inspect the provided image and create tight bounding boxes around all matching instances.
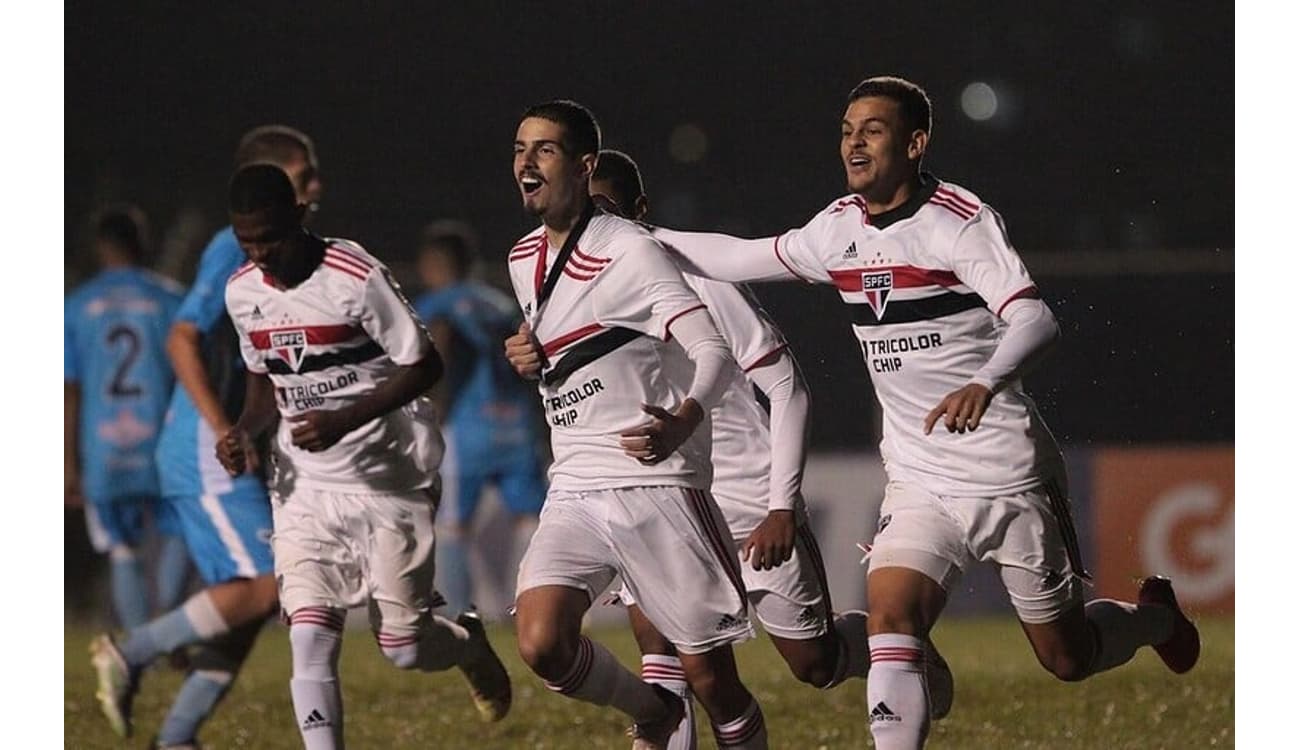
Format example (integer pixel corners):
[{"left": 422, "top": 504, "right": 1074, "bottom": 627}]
[
  {"left": 642, "top": 654, "right": 695, "bottom": 750},
  {"left": 867, "top": 634, "right": 930, "bottom": 750},
  {"left": 711, "top": 700, "right": 767, "bottom": 749},
  {"left": 545, "top": 636, "right": 669, "bottom": 723},
  {"left": 378, "top": 614, "right": 470, "bottom": 672},
  {"left": 1084, "top": 598, "right": 1175, "bottom": 674},
  {"left": 289, "top": 611, "right": 345, "bottom": 750}
]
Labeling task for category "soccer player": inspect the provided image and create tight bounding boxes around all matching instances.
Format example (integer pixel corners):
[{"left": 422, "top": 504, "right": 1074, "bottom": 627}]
[
  {"left": 89, "top": 126, "right": 320, "bottom": 748},
  {"left": 649, "top": 76, "right": 1202, "bottom": 749},
  {"left": 504, "top": 100, "right": 767, "bottom": 750},
  {"left": 217, "top": 163, "right": 512, "bottom": 750},
  {"left": 411, "top": 221, "right": 547, "bottom": 617},
  {"left": 65, "top": 205, "right": 188, "bottom": 630},
  {"left": 581, "top": 150, "right": 955, "bottom": 748}
]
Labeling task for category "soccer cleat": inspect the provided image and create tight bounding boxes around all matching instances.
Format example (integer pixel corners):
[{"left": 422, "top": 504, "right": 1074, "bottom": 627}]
[
  {"left": 925, "top": 640, "right": 955, "bottom": 720},
  {"left": 89, "top": 633, "right": 138, "bottom": 738},
  {"left": 1138, "top": 576, "right": 1201, "bottom": 674},
  {"left": 455, "top": 610, "right": 513, "bottom": 722},
  {"left": 628, "top": 684, "right": 687, "bottom": 750}
]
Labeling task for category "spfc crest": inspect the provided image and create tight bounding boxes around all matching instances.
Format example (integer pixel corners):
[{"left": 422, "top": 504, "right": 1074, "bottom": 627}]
[
  {"left": 861, "top": 270, "right": 893, "bottom": 320},
  {"left": 270, "top": 330, "right": 308, "bottom": 372}
]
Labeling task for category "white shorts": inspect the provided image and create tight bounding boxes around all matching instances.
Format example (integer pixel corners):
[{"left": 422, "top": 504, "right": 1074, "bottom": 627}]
[
  {"left": 617, "top": 521, "right": 834, "bottom": 641},
  {"left": 866, "top": 478, "right": 1088, "bottom": 624},
  {"left": 517, "top": 486, "right": 754, "bottom": 654},
  {"left": 271, "top": 485, "right": 441, "bottom": 636}
]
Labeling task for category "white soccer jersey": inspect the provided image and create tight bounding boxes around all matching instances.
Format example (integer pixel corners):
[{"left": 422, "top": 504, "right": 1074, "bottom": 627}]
[
  {"left": 226, "top": 239, "right": 443, "bottom": 494},
  {"left": 680, "top": 274, "right": 790, "bottom": 536},
  {"left": 507, "top": 212, "right": 714, "bottom": 492},
  {"left": 774, "top": 176, "right": 1062, "bottom": 496}
]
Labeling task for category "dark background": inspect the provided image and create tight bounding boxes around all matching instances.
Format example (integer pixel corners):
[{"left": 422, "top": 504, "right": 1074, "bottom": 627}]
[{"left": 65, "top": 1, "right": 1234, "bottom": 447}]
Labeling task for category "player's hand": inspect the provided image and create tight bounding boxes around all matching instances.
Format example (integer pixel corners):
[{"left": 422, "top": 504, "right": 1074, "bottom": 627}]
[
  {"left": 216, "top": 427, "right": 260, "bottom": 476},
  {"left": 64, "top": 465, "right": 84, "bottom": 508},
  {"left": 741, "top": 510, "right": 796, "bottom": 571},
  {"left": 619, "top": 400, "right": 704, "bottom": 464},
  {"left": 289, "top": 409, "right": 354, "bottom": 452},
  {"left": 924, "top": 383, "right": 993, "bottom": 435},
  {"left": 504, "top": 321, "right": 545, "bottom": 380}
]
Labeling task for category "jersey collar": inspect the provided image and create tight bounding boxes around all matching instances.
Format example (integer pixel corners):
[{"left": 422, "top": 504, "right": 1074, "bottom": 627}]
[{"left": 868, "top": 172, "right": 940, "bottom": 229}]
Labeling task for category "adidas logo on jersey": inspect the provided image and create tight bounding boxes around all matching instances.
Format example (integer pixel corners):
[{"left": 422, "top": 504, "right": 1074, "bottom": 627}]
[
  {"left": 250, "top": 304, "right": 263, "bottom": 320},
  {"left": 869, "top": 702, "right": 902, "bottom": 723},
  {"left": 715, "top": 613, "right": 746, "bottom": 633},
  {"left": 843, "top": 242, "right": 858, "bottom": 259},
  {"left": 302, "top": 708, "right": 331, "bottom": 730}
]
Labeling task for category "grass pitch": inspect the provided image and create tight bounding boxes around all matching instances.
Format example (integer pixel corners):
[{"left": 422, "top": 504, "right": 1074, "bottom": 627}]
[{"left": 65, "top": 616, "right": 1233, "bottom": 749}]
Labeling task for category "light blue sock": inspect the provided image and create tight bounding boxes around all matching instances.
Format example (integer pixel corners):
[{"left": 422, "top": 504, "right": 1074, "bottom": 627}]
[
  {"left": 435, "top": 532, "right": 472, "bottom": 613},
  {"left": 154, "top": 534, "right": 192, "bottom": 613},
  {"left": 156, "top": 670, "right": 233, "bottom": 746},
  {"left": 121, "top": 592, "right": 228, "bottom": 670},
  {"left": 109, "top": 547, "right": 150, "bottom": 629}
]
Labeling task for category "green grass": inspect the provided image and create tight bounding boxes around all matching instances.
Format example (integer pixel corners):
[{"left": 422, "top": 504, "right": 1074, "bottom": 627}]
[{"left": 65, "top": 616, "right": 1233, "bottom": 749}]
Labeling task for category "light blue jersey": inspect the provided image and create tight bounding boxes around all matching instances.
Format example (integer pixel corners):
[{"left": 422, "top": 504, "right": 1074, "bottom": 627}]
[
  {"left": 413, "top": 281, "right": 545, "bottom": 522},
  {"left": 65, "top": 267, "right": 183, "bottom": 504}
]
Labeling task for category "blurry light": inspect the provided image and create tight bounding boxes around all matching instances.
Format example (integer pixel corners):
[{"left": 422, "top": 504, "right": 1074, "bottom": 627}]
[
  {"left": 669, "top": 123, "right": 709, "bottom": 164},
  {"left": 960, "top": 82, "right": 998, "bottom": 121}
]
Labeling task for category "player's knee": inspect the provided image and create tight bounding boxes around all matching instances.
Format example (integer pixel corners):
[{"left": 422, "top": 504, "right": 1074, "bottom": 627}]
[
  {"left": 515, "top": 623, "right": 570, "bottom": 680},
  {"left": 788, "top": 651, "right": 837, "bottom": 688},
  {"left": 1036, "top": 648, "right": 1091, "bottom": 682},
  {"left": 867, "top": 608, "right": 924, "bottom": 636},
  {"left": 249, "top": 574, "right": 280, "bottom": 615}
]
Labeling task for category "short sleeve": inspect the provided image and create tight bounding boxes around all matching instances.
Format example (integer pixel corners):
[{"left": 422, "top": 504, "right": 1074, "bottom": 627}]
[
  {"left": 686, "top": 276, "right": 786, "bottom": 370},
  {"left": 948, "top": 207, "right": 1039, "bottom": 317},
  {"left": 774, "top": 211, "right": 835, "bottom": 285},
  {"left": 358, "top": 266, "right": 433, "bottom": 366},
  {"left": 63, "top": 297, "right": 79, "bottom": 383},
  {"left": 175, "top": 232, "right": 245, "bottom": 333},
  {"left": 591, "top": 237, "right": 708, "bottom": 340}
]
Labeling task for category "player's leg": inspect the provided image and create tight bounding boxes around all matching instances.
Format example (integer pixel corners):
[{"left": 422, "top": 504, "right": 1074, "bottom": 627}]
[
  {"left": 626, "top": 600, "right": 696, "bottom": 750},
  {"left": 153, "top": 616, "right": 268, "bottom": 748},
  {"left": 990, "top": 481, "right": 1200, "bottom": 680},
  {"left": 514, "top": 491, "right": 680, "bottom": 739},
  {"left": 150, "top": 495, "right": 192, "bottom": 614},
  {"left": 618, "top": 487, "right": 763, "bottom": 748},
  {"left": 433, "top": 446, "right": 485, "bottom": 615},
  {"left": 88, "top": 496, "right": 151, "bottom": 629},
  {"left": 365, "top": 488, "right": 512, "bottom": 721},
  {"left": 862, "top": 481, "right": 969, "bottom": 750}
]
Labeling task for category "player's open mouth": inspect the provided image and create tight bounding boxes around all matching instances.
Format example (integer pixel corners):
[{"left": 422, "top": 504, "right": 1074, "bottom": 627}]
[
  {"left": 848, "top": 155, "right": 870, "bottom": 168},
  {"left": 520, "top": 175, "right": 544, "bottom": 195}
]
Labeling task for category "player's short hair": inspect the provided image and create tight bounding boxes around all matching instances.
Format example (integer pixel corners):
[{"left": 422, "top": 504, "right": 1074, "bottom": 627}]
[
  {"left": 234, "top": 124, "right": 318, "bottom": 169},
  {"left": 520, "top": 100, "right": 602, "bottom": 157},
  {"left": 419, "top": 219, "right": 480, "bottom": 276},
  {"left": 592, "top": 150, "right": 645, "bottom": 215},
  {"left": 94, "top": 204, "right": 150, "bottom": 262},
  {"left": 228, "top": 163, "right": 298, "bottom": 215},
  {"left": 847, "top": 76, "right": 933, "bottom": 135}
]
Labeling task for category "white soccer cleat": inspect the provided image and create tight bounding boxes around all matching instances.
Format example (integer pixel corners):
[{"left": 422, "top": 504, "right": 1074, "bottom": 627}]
[
  {"left": 455, "top": 610, "right": 513, "bottom": 722},
  {"left": 90, "top": 633, "right": 138, "bottom": 738}
]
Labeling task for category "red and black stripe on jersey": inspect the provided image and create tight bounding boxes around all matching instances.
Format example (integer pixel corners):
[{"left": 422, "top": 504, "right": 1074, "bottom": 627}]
[
  {"left": 830, "top": 266, "right": 986, "bottom": 326},
  {"left": 248, "top": 323, "right": 384, "bottom": 374}
]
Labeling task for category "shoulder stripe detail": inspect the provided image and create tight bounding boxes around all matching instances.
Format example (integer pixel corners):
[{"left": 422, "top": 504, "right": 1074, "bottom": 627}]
[
  {"left": 572, "top": 247, "right": 611, "bottom": 265},
  {"left": 928, "top": 194, "right": 976, "bottom": 220},
  {"left": 663, "top": 303, "right": 707, "bottom": 339},
  {"left": 829, "top": 195, "right": 871, "bottom": 226},
  {"left": 562, "top": 266, "right": 598, "bottom": 282},
  {"left": 325, "top": 249, "right": 371, "bottom": 273},
  {"left": 567, "top": 255, "right": 606, "bottom": 274},
  {"left": 829, "top": 265, "right": 961, "bottom": 292},
  {"left": 772, "top": 233, "right": 812, "bottom": 283},
  {"left": 511, "top": 235, "right": 545, "bottom": 252},
  {"left": 228, "top": 262, "right": 258, "bottom": 284},
  {"left": 323, "top": 260, "right": 368, "bottom": 280},
  {"left": 934, "top": 186, "right": 979, "bottom": 212},
  {"left": 542, "top": 322, "right": 605, "bottom": 357},
  {"left": 510, "top": 238, "right": 545, "bottom": 262},
  {"left": 326, "top": 243, "right": 374, "bottom": 268},
  {"left": 995, "top": 285, "right": 1040, "bottom": 317},
  {"left": 248, "top": 324, "right": 365, "bottom": 350}
]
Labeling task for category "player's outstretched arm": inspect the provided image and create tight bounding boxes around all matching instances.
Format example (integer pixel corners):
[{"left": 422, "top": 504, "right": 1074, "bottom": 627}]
[
  {"left": 652, "top": 227, "right": 793, "bottom": 284},
  {"left": 289, "top": 349, "right": 443, "bottom": 453},
  {"left": 739, "top": 349, "right": 811, "bottom": 570},
  {"left": 168, "top": 321, "right": 235, "bottom": 435}
]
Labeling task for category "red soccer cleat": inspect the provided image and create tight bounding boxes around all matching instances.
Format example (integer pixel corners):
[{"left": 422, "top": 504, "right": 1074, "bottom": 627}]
[{"left": 1138, "top": 576, "right": 1201, "bottom": 674}]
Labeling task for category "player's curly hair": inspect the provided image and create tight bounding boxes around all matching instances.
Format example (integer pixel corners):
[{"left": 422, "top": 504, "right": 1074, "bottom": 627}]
[
  {"left": 228, "top": 163, "right": 297, "bottom": 214},
  {"left": 847, "top": 76, "right": 932, "bottom": 136},
  {"left": 93, "top": 204, "right": 150, "bottom": 263},
  {"left": 520, "top": 100, "right": 601, "bottom": 158}
]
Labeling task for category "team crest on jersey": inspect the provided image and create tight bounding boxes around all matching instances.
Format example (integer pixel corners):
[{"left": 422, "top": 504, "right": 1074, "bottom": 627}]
[
  {"left": 270, "top": 330, "right": 308, "bottom": 372},
  {"left": 861, "top": 270, "right": 893, "bottom": 320}
]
